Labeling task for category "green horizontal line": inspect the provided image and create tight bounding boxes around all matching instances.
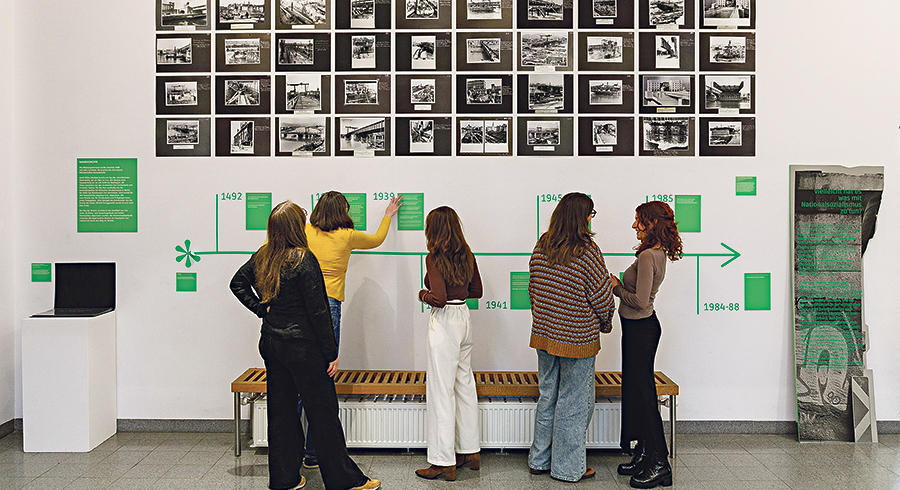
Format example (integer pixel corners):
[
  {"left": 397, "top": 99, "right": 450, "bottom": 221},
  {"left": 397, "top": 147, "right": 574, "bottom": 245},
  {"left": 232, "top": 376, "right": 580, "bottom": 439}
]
[{"left": 195, "top": 251, "right": 255, "bottom": 255}]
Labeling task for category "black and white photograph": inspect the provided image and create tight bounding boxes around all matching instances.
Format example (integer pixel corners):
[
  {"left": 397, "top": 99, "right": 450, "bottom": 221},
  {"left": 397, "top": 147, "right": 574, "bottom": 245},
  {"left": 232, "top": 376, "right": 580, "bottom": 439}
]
[
  {"left": 217, "top": 33, "right": 271, "bottom": 72},
  {"left": 593, "top": 0, "right": 616, "bottom": 17},
  {"left": 649, "top": 0, "right": 684, "bottom": 25},
  {"left": 406, "top": 0, "right": 438, "bottom": 19},
  {"left": 700, "top": 116, "right": 753, "bottom": 156},
  {"left": 277, "top": 38, "right": 313, "bottom": 65},
  {"left": 710, "top": 36, "right": 745, "bottom": 63},
  {"left": 527, "top": 0, "right": 563, "bottom": 21},
  {"left": 484, "top": 120, "right": 508, "bottom": 152},
  {"left": 708, "top": 120, "right": 741, "bottom": 146},
  {"left": 285, "top": 74, "right": 322, "bottom": 111},
  {"left": 280, "top": 0, "right": 327, "bottom": 26},
  {"left": 156, "top": 35, "right": 210, "bottom": 73},
  {"left": 528, "top": 74, "right": 564, "bottom": 111},
  {"left": 589, "top": 79, "right": 622, "bottom": 105},
  {"left": 339, "top": 117, "right": 385, "bottom": 151},
  {"left": 344, "top": 80, "right": 379, "bottom": 105},
  {"left": 275, "top": 33, "right": 330, "bottom": 72},
  {"left": 466, "top": 38, "right": 501, "bottom": 64},
  {"left": 459, "top": 120, "right": 484, "bottom": 153},
  {"left": 655, "top": 35, "right": 679, "bottom": 68},
  {"left": 351, "top": 0, "right": 375, "bottom": 27},
  {"left": 165, "top": 81, "right": 198, "bottom": 106},
  {"left": 351, "top": 36, "right": 376, "bottom": 69},
  {"left": 157, "top": 38, "right": 193, "bottom": 65},
  {"left": 409, "top": 119, "right": 434, "bottom": 153},
  {"left": 161, "top": 0, "right": 209, "bottom": 27},
  {"left": 279, "top": 117, "right": 327, "bottom": 153},
  {"left": 592, "top": 120, "right": 617, "bottom": 145},
  {"left": 467, "top": 0, "right": 502, "bottom": 20},
  {"left": 157, "top": 76, "right": 211, "bottom": 114},
  {"left": 642, "top": 116, "right": 690, "bottom": 151},
  {"left": 216, "top": 75, "right": 271, "bottom": 114},
  {"left": 219, "top": 0, "right": 265, "bottom": 24},
  {"left": 215, "top": 117, "right": 271, "bottom": 156},
  {"left": 225, "top": 38, "right": 260, "bottom": 65},
  {"left": 520, "top": 32, "right": 569, "bottom": 67},
  {"left": 586, "top": 36, "right": 622, "bottom": 63},
  {"left": 642, "top": 75, "right": 691, "bottom": 108},
  {"left": 157, "top": 117, "right": 211, "bottom": 156},
  {"left": 410, "top": 79, "right": 435, "bottom": 104},
  {"left": 411, "top": 36, "right": 436, "bottom": 70},
  {"left": 230, "top": 120, "right": 255, "bottom": 154},
  {"left": 225, "top": 80, "right": 260, "bottom": 106},
  {"left": 527, "top": 120, "right": 560, "bottom": 146},
  {"left": 703, "top": 0, "right": 750, "bottom": 27},
  {"left": 166, "top": 119, "right": 201, "bottom": 145},
  {"left": 466, "top": 78, "right": 503, "bottom": 105},
  {"left": 704, "top": 75, "right": 751, "bottom": 111}
]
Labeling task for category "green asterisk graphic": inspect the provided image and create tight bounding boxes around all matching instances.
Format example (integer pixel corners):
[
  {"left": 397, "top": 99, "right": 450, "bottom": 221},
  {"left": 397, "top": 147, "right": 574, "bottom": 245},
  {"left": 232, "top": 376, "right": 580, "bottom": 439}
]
[{"left": 176, "top": 240, "right": 201, "bottom": 268}]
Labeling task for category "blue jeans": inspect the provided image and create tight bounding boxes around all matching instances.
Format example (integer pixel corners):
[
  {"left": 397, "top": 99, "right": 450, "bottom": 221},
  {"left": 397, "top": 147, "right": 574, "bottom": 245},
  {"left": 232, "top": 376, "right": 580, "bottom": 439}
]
[
  {"left": 298, "top": 296, "right": 342, "bottom": 459},
  {"left": 528, "top": 349, "right": 596, "bottom": 482}
]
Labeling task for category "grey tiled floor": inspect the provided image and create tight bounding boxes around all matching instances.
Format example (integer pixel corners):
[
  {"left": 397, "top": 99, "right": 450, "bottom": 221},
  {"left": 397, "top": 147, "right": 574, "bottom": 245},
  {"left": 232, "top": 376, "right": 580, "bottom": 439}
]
[{"left": 0, "top": 431, "right": 898, "bottom": 489}]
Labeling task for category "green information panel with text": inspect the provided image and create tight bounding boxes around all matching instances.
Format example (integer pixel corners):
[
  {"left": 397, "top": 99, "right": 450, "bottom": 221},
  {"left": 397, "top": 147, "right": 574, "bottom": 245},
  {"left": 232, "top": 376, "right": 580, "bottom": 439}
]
[
  {"left": 510, "top": 272, "right": 530, "bottom": 310},
  {"left": 674, "top": 195, "right": 701, "bottom": 233},
  {"left": 736, "top": 176, "right": 757, "bottom": 196},
  {"left": 176, "top": 273, "right": 198, "bottom": 292},
  {"left": 246, "top": 193, "right": 272, "bottom": 230},
  {"left": 32, "top": 263, "right": 51, "bottom": 282},
  {"left": 345, "top": 193, "right": 367, "bottom": 231},
  {"left": 397, "top": 193, "right": 425, "bottom": 231},
  {"left": 77, "top": 158, "right": 137, "bottom": 232},
  {"left": 744, "top": 273, "right": 771, "bottom": 310}
]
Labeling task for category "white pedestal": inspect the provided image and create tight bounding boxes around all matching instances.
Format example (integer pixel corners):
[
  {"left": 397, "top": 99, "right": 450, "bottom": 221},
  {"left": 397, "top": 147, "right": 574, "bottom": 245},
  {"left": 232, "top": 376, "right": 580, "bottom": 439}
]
[{"left": 22, "top": 312, "right": 117, "bottom": 452}]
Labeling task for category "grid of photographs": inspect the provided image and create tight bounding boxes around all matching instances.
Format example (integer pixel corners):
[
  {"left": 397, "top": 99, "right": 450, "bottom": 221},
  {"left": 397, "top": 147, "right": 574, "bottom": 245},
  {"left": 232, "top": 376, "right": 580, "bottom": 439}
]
[{"left": 155, "top": 0, "right": 755, "bottom": 157}]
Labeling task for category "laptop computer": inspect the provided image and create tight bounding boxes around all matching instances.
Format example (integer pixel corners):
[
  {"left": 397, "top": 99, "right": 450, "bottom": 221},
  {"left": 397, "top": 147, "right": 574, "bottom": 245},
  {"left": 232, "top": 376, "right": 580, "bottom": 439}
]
[{"left": 31, "top": 262, "right": 116, "bottom": 317}]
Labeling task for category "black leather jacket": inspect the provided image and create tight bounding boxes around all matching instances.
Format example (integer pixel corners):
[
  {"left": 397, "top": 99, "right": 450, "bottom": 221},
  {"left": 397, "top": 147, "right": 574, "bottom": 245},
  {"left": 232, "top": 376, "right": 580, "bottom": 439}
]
[{"left": 230, "top": 250, "right": 338, "bottom": 363}]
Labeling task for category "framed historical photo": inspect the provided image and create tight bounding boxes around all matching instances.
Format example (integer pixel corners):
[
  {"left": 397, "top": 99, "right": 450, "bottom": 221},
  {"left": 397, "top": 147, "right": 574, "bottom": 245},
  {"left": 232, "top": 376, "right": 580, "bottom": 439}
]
[
  {"left": 335, "top": 0, "right": 391, "bottom": 29},
  {"left": 335, "top": 75, "right": 391, "bottom": 114},
  {"left": 518, "top": 31, "right": 572, "bottom": 71},
  {"left": 396, "top": 117, "right": 452, "bottom": 156},
  {"left": 457, "top": 117, "right": 512, "bottom": 155},
  {"left": 216, "top": 33, "right": 271, "bottom": 72},
  {"left": 276, "top": 0, "right": 331, "bottom": 29},
  {"left": 335, "top": 33, "right": 391, "bottom": 71},
  {"left": 275, "top": 33, "right": 331, "bottom": 72},
  {"left": 157, "top": 34, "right": 212, "bottom": 73},
  {"left": 700, "top": 75, "right": 754, "bottom": 115},
  {"left": 456, "top": 0, "right": 512, "bottom": 29},
  {"left": 396, "top": 33, "right": 452, "bottom": 71},
  {"left": 577, "top": 74, "right": 635, "bottom": 114},
  {"left": 578, "top": 32, "right": 634, "bottom": 71},
  {"left": 215, "top": 75, "right": 272, "bottom": 114},
  {"left": 638, "top": 32, "right": 694, "bottom": 71},
  {"left": 700, "top": 32, "right": 755, "bottom": 71},
  {"left": 157, "top": 75, "right": 211, "bottom": 115},
  {"left": 517, "top": 117, "right": 574, "bottom": 156},
  {"left": 274, "top": 116, "right": 331, "bottom": 156},
  {"left": 216, "top": 0, "right": 270, "bottom": 29},
  {"left": 700, "top": 116, "right": 755, "bottom": 156},
  {"left": 456, "top": 75, "right": 513, "bottom": 114},
  {"left": 517, "top": 0, "right": 573, "bottom": 30},
  {"left": 517, "top": 73, "right": 573, "bottom": 114},
  {"left": 578, "top": 0, "right": 634, "bottom": 28},
  {"left": 215, "top": 117, "right": 271, "bottom": 156},
  {"left": 335, "top": 117, "right": 391, "bottom": 156},
  {"left": 701, "top": 0, "right": 753, "bottom": 29},
  {"left": 396, "top": 75, "right": 452, "bottom": 114},
  {"left": 156, "top": 117, "right": 211, "bottom": 156},
  {"left": 639, "top": 116, "right": 694, "bottom": 156},
  {"left": 638, "top": 0, "right": 694, "bottom": 29},
  {"left": 577, "top": 116, "right": 634, "bottom": 156},
  {"left": 456, "top": 32, "right": 513, "bottom": 71},
  {"left": 275, "top": 74, "right": 330, "bottom": 114},
  {"left": 157, "top": 0, "right": 211, "bottom": 30},
  {"left": 396, "top": 0, "right": 451, "bottom": 29},
  {"left": 639, "top": 75, "right": 694, "bottom": 114}
]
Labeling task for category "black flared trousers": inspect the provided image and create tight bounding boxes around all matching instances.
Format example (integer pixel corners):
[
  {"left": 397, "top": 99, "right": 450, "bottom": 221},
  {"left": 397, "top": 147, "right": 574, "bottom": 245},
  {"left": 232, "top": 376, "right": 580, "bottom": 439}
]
[
  {"left": 619, "top": 312, "right": 668, "bottom": 459},
  {"left": 259, "top": 334, "right": 368, "bottom": 490}
]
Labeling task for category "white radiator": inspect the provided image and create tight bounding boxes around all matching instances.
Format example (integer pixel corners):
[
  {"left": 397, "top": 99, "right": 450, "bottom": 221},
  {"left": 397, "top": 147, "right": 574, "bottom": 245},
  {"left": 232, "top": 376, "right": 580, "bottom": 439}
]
[{"left": 251, "top": 395, "right": 622, "bottom": 449}]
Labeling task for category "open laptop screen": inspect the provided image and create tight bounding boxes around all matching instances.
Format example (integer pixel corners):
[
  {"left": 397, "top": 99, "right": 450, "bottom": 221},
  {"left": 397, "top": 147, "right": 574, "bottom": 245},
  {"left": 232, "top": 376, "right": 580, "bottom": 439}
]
[{"left": 55, "top": 262, "right": 116, "bottom": 310}]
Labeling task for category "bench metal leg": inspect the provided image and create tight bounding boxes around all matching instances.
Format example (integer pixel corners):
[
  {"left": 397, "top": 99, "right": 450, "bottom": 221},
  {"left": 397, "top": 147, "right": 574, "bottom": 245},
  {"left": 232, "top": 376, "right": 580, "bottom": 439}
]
[
  {"left": 670, "top": 395, "right": 676, "bottom": 459},
  {"left": 234, "top": 392, "right": 241, "bottom": 457}
]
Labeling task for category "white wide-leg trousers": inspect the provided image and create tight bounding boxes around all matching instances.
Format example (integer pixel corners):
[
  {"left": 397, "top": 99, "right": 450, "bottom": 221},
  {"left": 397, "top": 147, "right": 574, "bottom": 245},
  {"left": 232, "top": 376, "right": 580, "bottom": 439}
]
[{"left": 426, "top": 303, "right": 480, "bottom": 466}]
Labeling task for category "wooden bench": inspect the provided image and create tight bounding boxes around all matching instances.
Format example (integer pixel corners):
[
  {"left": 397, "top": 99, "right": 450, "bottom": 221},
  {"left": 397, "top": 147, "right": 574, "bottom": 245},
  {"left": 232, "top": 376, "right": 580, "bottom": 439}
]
[{"left": 231, "top": 368, "right": 679, "bottom": 457}]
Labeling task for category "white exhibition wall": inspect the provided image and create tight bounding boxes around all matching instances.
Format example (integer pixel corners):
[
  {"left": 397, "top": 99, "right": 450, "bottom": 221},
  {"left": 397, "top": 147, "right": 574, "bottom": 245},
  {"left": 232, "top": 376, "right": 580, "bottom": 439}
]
[
  {"left": 8, "top": 0, "right": 900, "bottom": 426},
  {"left": 1, "top": 0, "right": 17, "bottom": 427}
]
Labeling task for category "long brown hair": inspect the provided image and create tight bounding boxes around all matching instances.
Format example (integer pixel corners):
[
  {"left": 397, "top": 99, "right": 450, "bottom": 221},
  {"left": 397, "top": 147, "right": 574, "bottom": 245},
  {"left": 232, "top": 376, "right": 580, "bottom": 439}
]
[
  {"left": 635, "top": 201, "right": 683, "bottom": 261},
  {"left": 254, "top": 201, "right": 308, "bottom": 302},
  {"left": 536, "top": 192, "right": 595, "bottom": 266},
  {"left": 425, "top": 206, "right": 474, "bottom": 287},
  {"left": 310, "top": 191, "right": 354, "bottom": 232}
]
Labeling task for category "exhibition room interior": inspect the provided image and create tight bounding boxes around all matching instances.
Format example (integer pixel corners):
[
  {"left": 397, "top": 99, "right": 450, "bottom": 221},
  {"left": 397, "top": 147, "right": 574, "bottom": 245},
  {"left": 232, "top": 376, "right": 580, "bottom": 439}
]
[{"left": 1, "top": 0, "right": 899, "bottom": 488}]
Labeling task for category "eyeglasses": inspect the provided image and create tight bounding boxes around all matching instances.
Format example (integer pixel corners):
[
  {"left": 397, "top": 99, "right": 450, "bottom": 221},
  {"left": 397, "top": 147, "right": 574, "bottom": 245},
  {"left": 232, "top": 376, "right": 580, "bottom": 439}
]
[{"left": 590, "top": 209, "right": 597, "bottom": 218}]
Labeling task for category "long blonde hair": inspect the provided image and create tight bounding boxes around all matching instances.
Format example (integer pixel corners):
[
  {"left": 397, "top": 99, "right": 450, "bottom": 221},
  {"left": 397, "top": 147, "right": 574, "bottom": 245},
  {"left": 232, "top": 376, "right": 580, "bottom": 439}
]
[{"left": 254, "top": 201, "right": 308, "bottom": 302}]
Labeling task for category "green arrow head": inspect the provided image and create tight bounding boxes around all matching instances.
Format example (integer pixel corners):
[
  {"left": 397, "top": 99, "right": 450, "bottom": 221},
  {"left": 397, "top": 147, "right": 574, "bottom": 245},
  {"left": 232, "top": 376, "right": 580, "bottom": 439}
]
[{"left": 720, "top": 243, "right": 741, "bottom": 267}]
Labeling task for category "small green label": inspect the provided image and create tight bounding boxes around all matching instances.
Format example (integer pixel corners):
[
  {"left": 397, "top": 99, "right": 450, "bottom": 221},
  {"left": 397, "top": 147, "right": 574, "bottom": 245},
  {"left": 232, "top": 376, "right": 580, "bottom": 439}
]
[
  {"left": 736, "top": 176, "right": 757, "bottom": 196},
  {"left": 674, "top": 195, "right": 701, "bottom": 233},
  {"left": 397, "top": 193, "right": 425, "bottom": 231},
  {"left": 32, "top": 263, "right": 52, "bottom": 282},
  {"left": 466, "top": 298, "right": 479, "bottom": 310},
  {"left": 510, "top": 271, "right": 530, "bottom": 310},
  {"left": 344, "top": 193, "right": 367, "bottom": 231},
  {"left": 246, "top": 193, "right": 273, "bottom": 231},
  {"left": 744, "top": 273, "right": 771, "bottom": 310},
  {"left": 176, "top": 272, "right": 198, "bottom": 292}
]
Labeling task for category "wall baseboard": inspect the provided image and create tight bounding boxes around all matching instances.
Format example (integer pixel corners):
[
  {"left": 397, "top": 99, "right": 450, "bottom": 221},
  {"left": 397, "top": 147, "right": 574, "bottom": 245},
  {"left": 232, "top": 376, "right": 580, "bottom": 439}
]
[{"left": 0, "top": 419, "right": 13, "bottom": 439}]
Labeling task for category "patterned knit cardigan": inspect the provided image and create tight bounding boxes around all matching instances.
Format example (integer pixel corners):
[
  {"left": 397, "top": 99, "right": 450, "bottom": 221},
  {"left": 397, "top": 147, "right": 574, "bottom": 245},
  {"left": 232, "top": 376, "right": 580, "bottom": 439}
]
[{"left": 528, "top": 241, "right": 615, "bottom": 359}]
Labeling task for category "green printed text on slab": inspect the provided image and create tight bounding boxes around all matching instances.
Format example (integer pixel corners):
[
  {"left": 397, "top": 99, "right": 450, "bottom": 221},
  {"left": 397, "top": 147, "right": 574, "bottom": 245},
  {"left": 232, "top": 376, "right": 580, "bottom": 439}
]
[
  {"left": 744, "top": 273, "right": 771, "bottom": 310},
  {"left": 674, "top": 195, "right": 701, "bottom": 233},
  {"left": 77, "top": 158, "right": 137, "bottom": 232},
  {"left": 32, "top": 263, "right": 51, "bottom": 282},
  {"left": 397, "top": 193, "right": 425, "bottom": 231},
  {"left": 246, "top": 193, "right": 272, "bottom": 231},
  {"left": 510, "top": 271, "right": 530, "bottom": 310},
  {"left": 345, "top": 193, "right": 367, "bottom": 231},
  {"left": 736, "top": 176, "right": 757, "bottom": 196}
]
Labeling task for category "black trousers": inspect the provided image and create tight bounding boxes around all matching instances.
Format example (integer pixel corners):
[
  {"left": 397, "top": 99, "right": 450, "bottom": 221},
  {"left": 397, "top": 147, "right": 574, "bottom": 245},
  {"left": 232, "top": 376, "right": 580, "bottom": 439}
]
[
  {"left": 259, "top": 334, "right": 368, "bottom": 490},
  {"left": 620, "top": 312, "right": 668, "bottom": 459}
]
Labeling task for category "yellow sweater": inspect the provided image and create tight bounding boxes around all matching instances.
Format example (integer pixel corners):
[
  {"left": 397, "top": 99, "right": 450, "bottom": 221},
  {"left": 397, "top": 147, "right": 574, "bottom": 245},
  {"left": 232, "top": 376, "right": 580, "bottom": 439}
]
[{"left": 306, "top": 216, "right": 392, "bottom": 302}]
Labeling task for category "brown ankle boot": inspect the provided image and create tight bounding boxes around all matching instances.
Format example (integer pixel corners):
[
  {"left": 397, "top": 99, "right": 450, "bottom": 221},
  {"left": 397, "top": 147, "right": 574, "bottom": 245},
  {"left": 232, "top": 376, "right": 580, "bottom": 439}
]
[
  {"left": 415, "top": 464, "right": 456, "bottom": 481},
  {"left": 455, "top": 452, "right": 480, "bottom": 470}
]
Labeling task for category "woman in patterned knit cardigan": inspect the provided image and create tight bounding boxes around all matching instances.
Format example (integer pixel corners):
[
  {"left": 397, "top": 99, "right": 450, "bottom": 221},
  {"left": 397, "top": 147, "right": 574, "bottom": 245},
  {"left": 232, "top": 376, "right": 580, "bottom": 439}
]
[{"left": 527, "top": 192, "right": 616, "bottom": 483}]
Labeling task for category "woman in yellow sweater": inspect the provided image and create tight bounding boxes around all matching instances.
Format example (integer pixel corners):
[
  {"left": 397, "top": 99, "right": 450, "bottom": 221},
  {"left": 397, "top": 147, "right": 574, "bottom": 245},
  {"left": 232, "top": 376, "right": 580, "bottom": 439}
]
[{"left": 299, "top": 190, "right": 402, "bottom": 468}]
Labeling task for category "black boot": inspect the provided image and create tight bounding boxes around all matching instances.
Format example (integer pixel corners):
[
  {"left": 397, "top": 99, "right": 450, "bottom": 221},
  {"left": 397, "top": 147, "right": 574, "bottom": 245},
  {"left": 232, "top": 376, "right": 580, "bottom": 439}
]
[
  {"left": 629, "top": 455, "right": 671, "bottom": 488},
  {"left": 617, "top": 443, "right": 646, "bottom": 475}
]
